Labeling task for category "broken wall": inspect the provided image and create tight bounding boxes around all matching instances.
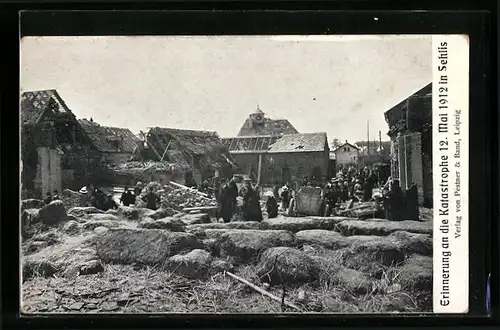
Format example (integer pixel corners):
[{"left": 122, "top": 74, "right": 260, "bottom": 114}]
[{"left": 36, "top": 147, "right": 62, "bottom": 197}]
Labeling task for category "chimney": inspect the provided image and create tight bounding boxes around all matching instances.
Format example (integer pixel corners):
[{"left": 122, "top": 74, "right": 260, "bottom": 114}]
[
  {"left": 90, "top": 117, "right": 93, "bottom": 122},
  {"left": 345, "top": 140, "right": 348, "bottom": 143}
]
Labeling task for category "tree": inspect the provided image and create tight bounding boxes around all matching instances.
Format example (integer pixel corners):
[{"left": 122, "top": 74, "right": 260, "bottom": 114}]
[{"left": 330, "top": 138, "right": 343, "bottom": 150}]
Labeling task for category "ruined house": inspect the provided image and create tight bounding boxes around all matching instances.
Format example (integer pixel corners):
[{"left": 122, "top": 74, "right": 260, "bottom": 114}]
[
  {"left": 78, "top": 118, "right": 140, "bottom": 164},
  {"left": 21, "top": 90, "right": 101, "bottom": 198},
  {"left": 384, "top": 83, "right": 432, "bottom": 207},
  {"left": 221, "top": 132, "right": 330, "bottom": 186},
  {"left": 140, "top": 127, "right": 238, "bottom": 186},
  {"left": 237, "top": 106, "right": 299, "bottom": 136}
]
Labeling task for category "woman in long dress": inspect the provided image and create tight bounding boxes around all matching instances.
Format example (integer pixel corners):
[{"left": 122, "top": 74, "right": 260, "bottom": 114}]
[{"left": 240, "top": 179, "right": 263, "bottom": 222}]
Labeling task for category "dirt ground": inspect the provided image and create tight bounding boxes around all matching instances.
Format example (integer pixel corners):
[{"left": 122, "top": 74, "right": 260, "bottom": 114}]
[{"left": 21, "top": 206, "right": 433, "bottom": 314}]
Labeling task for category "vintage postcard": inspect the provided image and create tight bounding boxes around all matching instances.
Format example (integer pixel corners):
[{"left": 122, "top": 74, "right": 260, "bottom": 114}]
[{"left": 20, "top": 35, "right": 469, "bottom": 314}]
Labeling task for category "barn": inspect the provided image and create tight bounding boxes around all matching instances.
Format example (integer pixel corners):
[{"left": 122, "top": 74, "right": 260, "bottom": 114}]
[{"left": 221, "top": 132, "right": 329, "bottom": 186}]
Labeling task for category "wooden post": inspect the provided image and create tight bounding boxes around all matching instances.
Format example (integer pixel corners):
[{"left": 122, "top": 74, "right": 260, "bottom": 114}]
[{"left": 257, "top": 154, "right": 263, "bottom": 185}]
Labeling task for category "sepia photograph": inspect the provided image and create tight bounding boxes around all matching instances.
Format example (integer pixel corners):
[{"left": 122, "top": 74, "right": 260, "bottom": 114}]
[{"left": 20, "top": 35, "right": 437, "bottom": 314}]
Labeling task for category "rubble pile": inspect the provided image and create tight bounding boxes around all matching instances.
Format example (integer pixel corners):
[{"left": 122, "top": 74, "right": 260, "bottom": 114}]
[
  {"left": 61, "top": 189, "right": 87, "bottom": 209},
  {"left": 137, "top": 181, "right": 218, "bottom": 211},
  {"left": 111, "top": 161, "right": 182, "bottom": 175}
]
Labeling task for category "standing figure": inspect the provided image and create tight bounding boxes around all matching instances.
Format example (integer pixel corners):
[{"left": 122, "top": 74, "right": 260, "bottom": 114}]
[
  {"left": 363, "top": 170, "right": 377, "bottom": 202},
  {"left": 383, "top": 180, "right": 406, "bottom": 221},
  {"left": 240, "top": 179, "right": 263, "bottom": 222},
  {"left": 323, "top": 182, "right": 336, "bottom": 217},
  {"left": 227, "top": 178, "right": 239, "bottom": 219},
  {"left": 342, "top": 181, "right": 350, "bottom": 201},
  {"left": 218, "top": 179, "right": 233, "bottom": 223},
  {"left": 266, "top": 195, "right": 278, "bottom": 219},
  {"left": 120, "top": 186, "right": 134, "bottom": 207},
  {"left": 280, "top": 186, "right": 290, "bottom": 211},
  {"left": 142, "top": 186, "right": 160, "bottom": 210}
]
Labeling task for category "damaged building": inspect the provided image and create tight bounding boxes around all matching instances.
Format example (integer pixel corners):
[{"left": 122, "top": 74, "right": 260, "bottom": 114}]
[
  {"left": 135, "top": 127, "right": 238, "bottom": 186},
  {"left": 222, "top": 109, "right": 329, "bottom": 185},
  {"left": 78, "top": 118, "right": 140, "bottom": 164},
  {"left": 237, "top": 106, "right": 299, "bottom": 136},
  {"left": 222, "top": 133, "right": 329, "bottom": 185},
  {"left": 21, "top": 90, "right": 102, "bottom": 198},
  {"left": 384, "top": 83, "right": 432, "bottom": 207}
]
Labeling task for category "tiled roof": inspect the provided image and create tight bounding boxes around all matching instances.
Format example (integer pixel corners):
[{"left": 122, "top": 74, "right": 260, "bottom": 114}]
[
  {"left": 237, "top": 118, "right": 299, "bottom": 137},
  {"left": 333, "top": 142, "right": 360, "bottom": 152},
  {"left": 21, "top": 89, "right": 71, "bottom": 125},
  {"left": 222, "top": 133, "right": 328, "bottom": 154},
  {"left": 221, "top": 135, "right": 281, "bottom": 152},
  {"left": 78, "top": 119, "right": 139, "bottom": 153},
  {"left": 268, "top": 133, "right": 328, "bottom": 153}
]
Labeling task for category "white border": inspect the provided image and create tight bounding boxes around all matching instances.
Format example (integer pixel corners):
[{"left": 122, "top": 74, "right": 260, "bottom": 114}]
[{"left": 432, "top": 35, "right": 469, "bottom": 313}]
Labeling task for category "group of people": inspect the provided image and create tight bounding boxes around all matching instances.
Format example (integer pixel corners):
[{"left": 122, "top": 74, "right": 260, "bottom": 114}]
[
  {"left": 214, "top": 176, "right": 264, "bottom": 223},
  {"left": 119, "top": 182, "right": 161, "bottom": 211},
  {"left": 78, "top": 181, "right": 160, "bottom": 212},
  {"left": 81, "top": 185, "right": 119, "bottom": 212},
  {"left": 320, "top": 165, "right": 380, "bottom": 216}
]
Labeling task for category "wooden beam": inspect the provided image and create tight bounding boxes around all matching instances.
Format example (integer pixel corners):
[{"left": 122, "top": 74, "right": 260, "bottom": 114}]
[
  {"left": 225, "top": 271, "right": 301, "bottom": 312},
  {"left": 229, "top": 138, "right": 236, "bottom": 151},
  {"left": 251, "top": 137, "right": 258, "bottom": 150},
  {"left": 160, "top": 140, "right": 172, "bottom": 161},
  {"left": 145, "top": 133, "right": 163, "bottom": 161},
  {"left": 152, "top": 131, "right": 168, "bottom": 154}
]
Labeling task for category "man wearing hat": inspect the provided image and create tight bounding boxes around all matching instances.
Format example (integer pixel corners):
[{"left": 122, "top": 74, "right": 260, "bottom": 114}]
[{"left": 280, "top": 185, "right": 290, "bottom": 211}]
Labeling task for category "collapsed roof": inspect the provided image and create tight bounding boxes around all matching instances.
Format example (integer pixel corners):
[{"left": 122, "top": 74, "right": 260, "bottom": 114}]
[
  {"left": 221, "top": 132, "right": 328, "bottom": 154},
  {"left": 143, "top": 127, "right": 238, "bottom": 171},
  {"left": 78, "top": 119, "right": 140, "bottom": 153},
  {"left": 21, "top": 89, "right": 73, "bottom": 125}
]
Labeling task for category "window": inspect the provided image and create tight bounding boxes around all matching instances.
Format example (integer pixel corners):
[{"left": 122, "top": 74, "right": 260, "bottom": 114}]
[
  {"left": 344, "top": 147, "right": 347, "bottom": 152},
  {"left": 347, "top": 147, "right": 350, "bottom": 152}
]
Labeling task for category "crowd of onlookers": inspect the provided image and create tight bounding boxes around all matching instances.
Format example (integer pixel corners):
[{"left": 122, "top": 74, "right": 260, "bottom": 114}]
[
  {"left": 260, "top": 164, "right": 386, "bottom": 217},
  {"left": 53, "top": 161, "right": 409, "bottom": 222}
]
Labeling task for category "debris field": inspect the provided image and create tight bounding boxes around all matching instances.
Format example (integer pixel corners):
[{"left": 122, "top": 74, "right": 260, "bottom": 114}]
[{"left": 21, "top": 193, "right": 432, "bottom": 314}]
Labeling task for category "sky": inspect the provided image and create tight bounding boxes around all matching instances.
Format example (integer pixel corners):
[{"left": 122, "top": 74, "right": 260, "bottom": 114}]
[{"left": 21, "top": 35, "right": 432, "bottom": 143}]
